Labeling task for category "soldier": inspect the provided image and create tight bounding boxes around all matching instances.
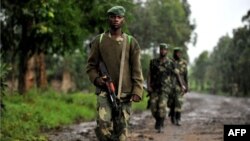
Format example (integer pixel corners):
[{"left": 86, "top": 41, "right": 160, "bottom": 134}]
[
  {"left": 86, "top": 6, "right": 144, "bottom": 141},
  {"left": 147, "top": 43, "right": 174, "bottom": 133},
  {"left": 168, "top": 47, "right": 188, "bottom": 126}
]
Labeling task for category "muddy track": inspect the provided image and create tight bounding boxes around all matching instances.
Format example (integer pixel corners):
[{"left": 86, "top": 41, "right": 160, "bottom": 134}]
[{"left": 47, "top": 92, "right": 250, "bottom": 141}]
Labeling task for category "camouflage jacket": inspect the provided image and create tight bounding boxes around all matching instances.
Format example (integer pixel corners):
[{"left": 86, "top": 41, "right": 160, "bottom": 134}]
[
  {"left": 149, "top": 57, "right": 175, "bottom": 93},
  {"left": 173, "top": 58, "right": 188, "bottom": 89}
]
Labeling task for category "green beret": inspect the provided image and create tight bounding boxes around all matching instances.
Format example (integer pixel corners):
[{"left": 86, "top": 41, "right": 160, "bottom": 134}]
[
  {"left": 159, "top": 43, "right": 169, "bottom": 49},
  {"left": 107, "top": 6, "right": 126, "bottom": 16},
  {"left": 173, "top": 47, "right": 183, "bottom": 51}
]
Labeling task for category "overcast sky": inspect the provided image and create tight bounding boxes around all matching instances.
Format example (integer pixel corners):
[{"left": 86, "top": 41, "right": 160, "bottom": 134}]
[{"left": 187, "top": 0, "right": 250, "bottom": 63}]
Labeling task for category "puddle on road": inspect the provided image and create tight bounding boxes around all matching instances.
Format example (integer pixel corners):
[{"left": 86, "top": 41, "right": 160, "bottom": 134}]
[{"left": 47, "top": 93, "right": 250, "bottom": 141}]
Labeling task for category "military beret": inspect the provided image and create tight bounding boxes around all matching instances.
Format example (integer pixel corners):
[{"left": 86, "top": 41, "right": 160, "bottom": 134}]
[
  {"left": 159, "top": 43, "right": 169, "bottom": 49},
  {"left": 107, "top": 6, "right": 126, "bottom": 16},
  {"left": 173, "top": 47, "right": 183, "bottom": 51}
]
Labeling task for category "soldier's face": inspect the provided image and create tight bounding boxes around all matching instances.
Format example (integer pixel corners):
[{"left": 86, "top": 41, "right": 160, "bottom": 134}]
[
  {"left": 108, "top": 14, "right": 124, "bottom": 29},
  {"left": 176, "top": 51, "right": 181, "bottom": 58},
  {"left": 160, "top": 48, "right": 167, "bottom": 57}
]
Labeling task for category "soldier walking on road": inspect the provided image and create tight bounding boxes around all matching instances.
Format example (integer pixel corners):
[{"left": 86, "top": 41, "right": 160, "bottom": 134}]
[
  {"left": 168, "top": 47, "right": 188, "bottom": 126},
  {"left": 147, "top": 43, "right": 175, "bottom": 133},
  {"left": 86, "top": 6, "right": 144, "bottom": 141}
]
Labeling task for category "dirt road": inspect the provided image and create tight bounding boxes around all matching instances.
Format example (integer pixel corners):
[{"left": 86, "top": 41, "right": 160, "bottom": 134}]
[{"left": 47, "top": 92, "right": 250, "bottom": 141}]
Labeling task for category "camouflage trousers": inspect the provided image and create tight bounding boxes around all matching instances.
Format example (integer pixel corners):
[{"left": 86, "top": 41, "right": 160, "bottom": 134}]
[
  {"left": 95, "top": 91, "right": 131, "bottom": 141},
  {"left": 150, "top": 92, "right": 168, "bottom": 119},
  {"left": 168, "top": 86, "right": 184, "bottom": 112}
]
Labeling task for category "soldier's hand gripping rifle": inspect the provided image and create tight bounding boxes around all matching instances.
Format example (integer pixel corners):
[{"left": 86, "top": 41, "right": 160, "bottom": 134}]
[
  {"left": 99, "top": 62, "right": 123, "bottom": 137},
  {"left": 99, "top": 62, "right": 119, "bottom": 112}
]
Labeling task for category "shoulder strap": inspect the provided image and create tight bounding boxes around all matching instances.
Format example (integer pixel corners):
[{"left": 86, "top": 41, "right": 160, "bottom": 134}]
[
  {"left": 127, "top": 35, "right": 132, "bottom": 45},
  {"left": 99, "top": 33, "right": 104, "bottom": 44},
  {"left": 117, "top": 34, "right": 128, "bottom": 99}
]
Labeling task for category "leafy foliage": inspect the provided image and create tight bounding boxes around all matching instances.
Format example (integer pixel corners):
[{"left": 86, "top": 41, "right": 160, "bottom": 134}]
[
  {"left": 1, "top": 0, "right": 194, "bottom": 92},
  {"left": 129, "top": 0, "right": 195, "bottom": 51},
  {"left": 140, "top": 54, "right": 152, "bottom": 79},
  {"left": 0, "top": 54, "right": 11, "bottom": 95}
]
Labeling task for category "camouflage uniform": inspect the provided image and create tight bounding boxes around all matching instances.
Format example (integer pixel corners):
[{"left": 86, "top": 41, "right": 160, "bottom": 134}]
[
  {"left": 168, "top": 48, "right": 188, "bottom": 126},
  {"left": 148, "top": 56, "right": 175, "bottom": 131},
  {"left": 95, "top": 92, "right": 131, "bottom": 141},
  {"left": 86, "top": 6, "right": 144, "bottom": 141}
]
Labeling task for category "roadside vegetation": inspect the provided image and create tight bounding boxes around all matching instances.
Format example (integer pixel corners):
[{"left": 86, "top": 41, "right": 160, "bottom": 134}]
[{"left": 0, "top": 90, "right": 148, "bottom": 141}]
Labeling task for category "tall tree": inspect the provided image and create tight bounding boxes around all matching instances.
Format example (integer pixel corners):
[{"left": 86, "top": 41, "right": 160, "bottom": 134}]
[
  {"left": 129, "top": 0, "right": 195, "bottom": 52},
  {"left": 1, "top": 0, "right": 136, "bottom": 93},
  {"left": 230, "top": 10, "right": 250, "bottom": 95},
  {"left": 209, "top": 35, "right": 233, "bottom": 93},
  {"left": 191, "top": 10, "right": 250, "bottom": 96},
  {"left": 191, "top": 51, "right": 210, "bottom": 90},
  {"left": 1, "top": 0, "right": 85, "bottom": 94}
]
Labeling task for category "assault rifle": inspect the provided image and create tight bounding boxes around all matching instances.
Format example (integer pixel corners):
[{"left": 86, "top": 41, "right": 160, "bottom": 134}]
[
  {"left": 99, "top": 62, "right": 119, "bottom": 112},
  {"left": 99, "top": 62, "right": 123, "bottom": 138}
]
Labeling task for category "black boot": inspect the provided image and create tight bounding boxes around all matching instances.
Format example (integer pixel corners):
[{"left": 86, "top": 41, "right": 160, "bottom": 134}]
[
  {"left": 160, "top": 117, "right": 165, "bottom": 128},
  {"left": 169, "top": 109, "right": 176, "bottom": 124},
  {"left": 155, "top": 118, "right": 160, "bottom": 130},
  {"left": 175, "top": 112, "right": 181, "bottom": 126},
  {"left": 155, "top": 120, "right": 159, "bottom": 129},
  {"left": 157, "top": 118, "right": 165, "bottom": 133}
]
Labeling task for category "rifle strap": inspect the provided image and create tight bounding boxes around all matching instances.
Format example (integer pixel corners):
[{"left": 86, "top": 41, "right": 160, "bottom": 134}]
[{"left": 117, "top": 34, "right": 128, "bottom": 99}]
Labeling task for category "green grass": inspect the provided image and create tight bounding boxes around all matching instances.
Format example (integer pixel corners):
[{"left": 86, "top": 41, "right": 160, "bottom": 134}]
[
  {"left": 132, "top": 92, "right": 149, "bottom": 111},
  {"left": 0, "top": 90, "right": 96, "bottom": 141},
  {"left": 0, "top": 90, "right": 148, "bottom": 141}
]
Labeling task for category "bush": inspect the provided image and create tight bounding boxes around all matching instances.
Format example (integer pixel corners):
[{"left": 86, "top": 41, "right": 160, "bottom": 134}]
[
  {"left": 0, "top": 91, "right": 96, "bottom": 141},
  {"left": 0, "top": 90, "right": 148, "bottom": 140}
]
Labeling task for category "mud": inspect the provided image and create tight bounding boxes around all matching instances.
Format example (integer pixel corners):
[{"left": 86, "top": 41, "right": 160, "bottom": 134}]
[{"left": 47, "top": 92, "right": 250, "bottom": 141}]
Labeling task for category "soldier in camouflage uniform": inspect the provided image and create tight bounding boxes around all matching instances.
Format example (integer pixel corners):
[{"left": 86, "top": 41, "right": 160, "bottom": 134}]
[
  {"left": 147, "top": 43, "right": 175, "bottom": 133},
  {"left": 86, "top": 6, "right": 144, "bottom": 141},
  {"left": 168, "top": 47, "right": 188, "bottom": 126}
]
